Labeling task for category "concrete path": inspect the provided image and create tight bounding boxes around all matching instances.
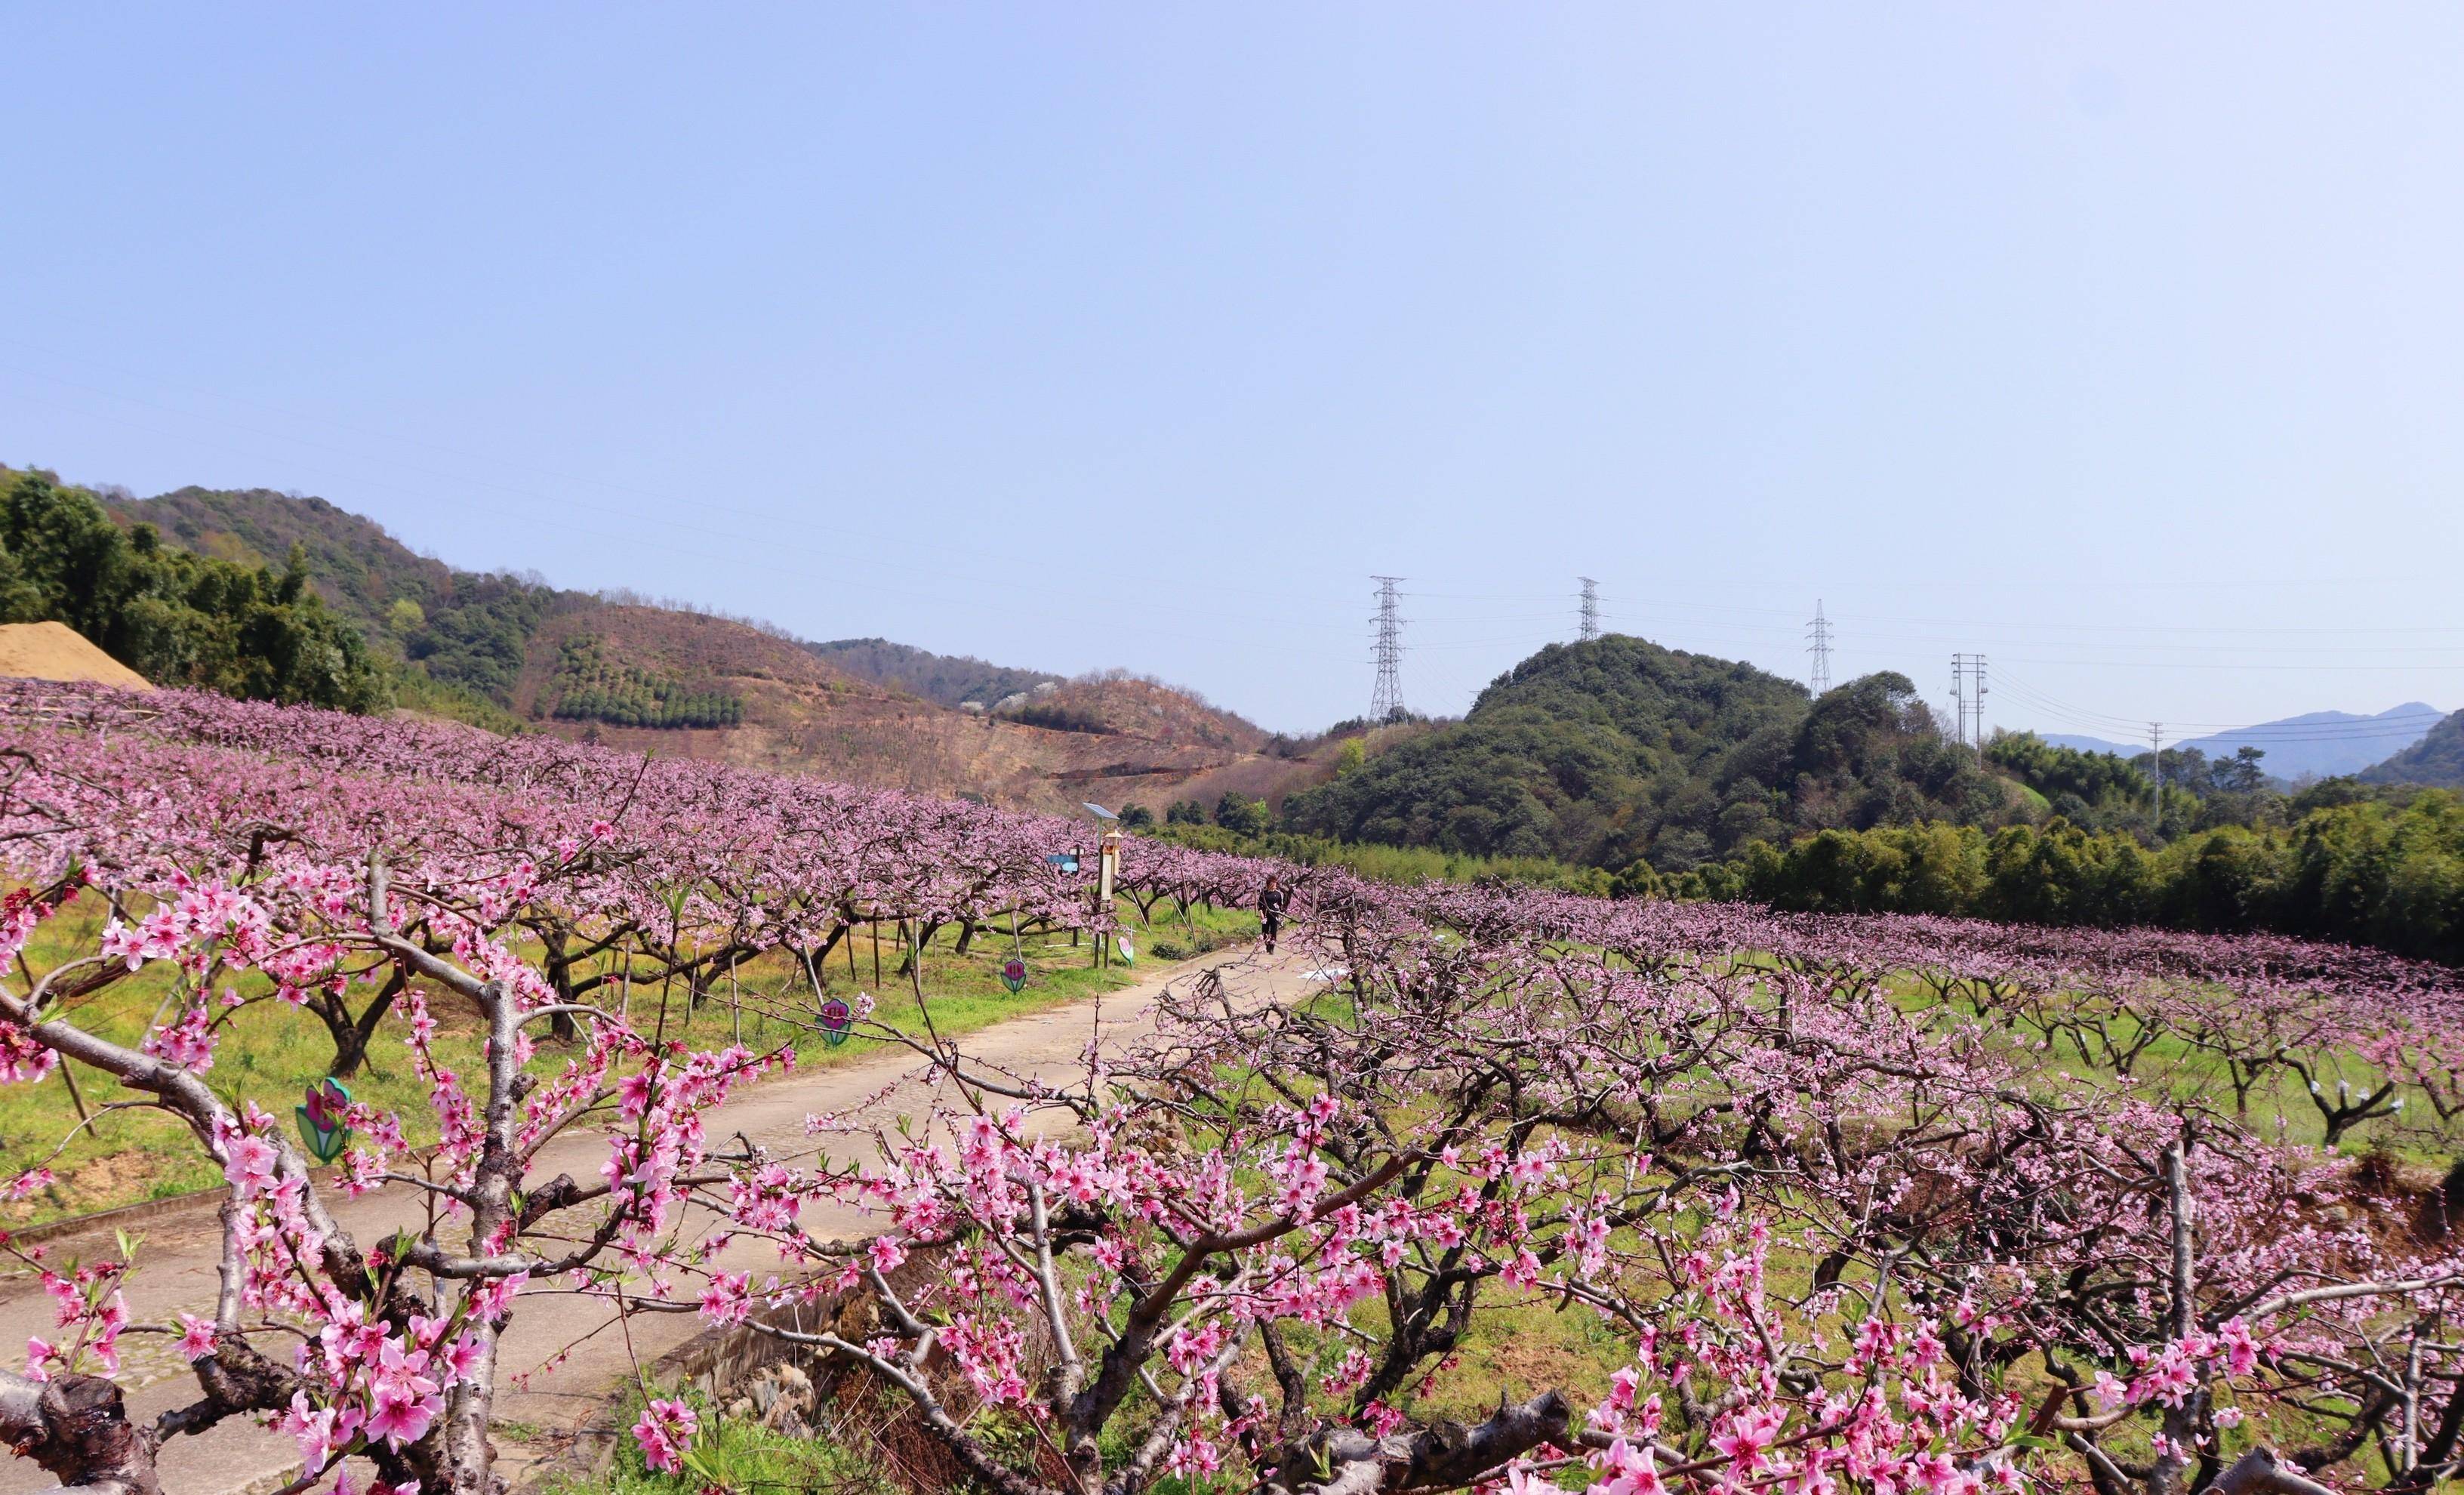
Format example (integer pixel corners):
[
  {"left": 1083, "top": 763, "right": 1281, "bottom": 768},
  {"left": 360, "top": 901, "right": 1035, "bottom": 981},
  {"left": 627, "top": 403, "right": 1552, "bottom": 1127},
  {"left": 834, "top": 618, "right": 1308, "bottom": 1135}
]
[{"left": 0, "top": 944, "right": 1317, "bottom": 1495}]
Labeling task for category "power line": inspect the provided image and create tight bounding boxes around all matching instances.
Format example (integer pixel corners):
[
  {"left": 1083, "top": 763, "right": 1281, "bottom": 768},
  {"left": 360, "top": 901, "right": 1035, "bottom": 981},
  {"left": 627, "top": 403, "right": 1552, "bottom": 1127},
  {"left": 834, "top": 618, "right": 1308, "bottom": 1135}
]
[
  {"left": 1370, "top": 576, "right": 1406, "bottom": 722},
  {"left": 1993, "top": 669, "right": 2449, "bottom": 741},
  {"left": 1806, "top": 600, "right": 1832, "bottom": 697},
  {"left": 1577, "top": 578, "right": 1600, "bottom": 643}
]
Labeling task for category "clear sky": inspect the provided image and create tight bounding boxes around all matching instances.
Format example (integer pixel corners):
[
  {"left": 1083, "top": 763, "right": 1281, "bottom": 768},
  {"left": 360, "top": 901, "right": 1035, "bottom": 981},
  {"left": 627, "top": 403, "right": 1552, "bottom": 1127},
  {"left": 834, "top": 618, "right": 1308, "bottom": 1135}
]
[{"left": 5, "top": 6, "right": 2461, "bottom": 740}]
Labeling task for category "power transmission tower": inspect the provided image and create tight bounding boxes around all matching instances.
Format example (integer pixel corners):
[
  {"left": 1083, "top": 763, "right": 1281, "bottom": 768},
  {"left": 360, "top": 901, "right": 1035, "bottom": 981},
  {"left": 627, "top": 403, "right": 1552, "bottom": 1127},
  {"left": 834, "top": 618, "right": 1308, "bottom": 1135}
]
[
  {"left": 1369, "top": 576, "right": 1406, "bottom": 722},
  {"left": 1577, "top": 578, "right": 1600, "bottom": 642},
  {"left": 2148, "top": 722, "right": 2164, "bottom": 832},
  {"left": 1805, "top": 600, "right": 1832, "bottom": 696},
  {"left": 1949, "top": 655, "right": 1965, "bottom": 747},
  {"left": 1973, "top": 654, "right": 1988, "bottom": 747},
  {"left": 1948, "top": 653, "right": 1989, "bottom": 748}
]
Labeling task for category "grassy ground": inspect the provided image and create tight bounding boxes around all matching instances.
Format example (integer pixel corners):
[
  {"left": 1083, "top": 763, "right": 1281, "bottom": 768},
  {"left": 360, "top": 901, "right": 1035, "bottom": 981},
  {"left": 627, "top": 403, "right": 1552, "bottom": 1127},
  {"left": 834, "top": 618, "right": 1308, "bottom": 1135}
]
[
  {"left": 1871, "top": 970, "right": 2457, "bottom": 1160},
  {"left": 0, "top": 896, "right": 1259, "bottom": 1226},
  {"left": 524, "top": 1386, "right": 900, "bottom": 1495}
]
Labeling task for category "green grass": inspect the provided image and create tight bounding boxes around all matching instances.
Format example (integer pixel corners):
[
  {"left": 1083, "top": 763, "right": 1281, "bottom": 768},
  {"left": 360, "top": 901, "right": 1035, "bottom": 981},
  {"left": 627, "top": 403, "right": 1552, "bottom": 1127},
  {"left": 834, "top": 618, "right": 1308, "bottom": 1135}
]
[
  {"left": 1869, "top": 969, "right": 2460, "bottom": 1161},
  {"left": 0, "top": 895, "right": 1259, "bottom": 1226},
  {"left": 1147, "top": 823, "right": 1616, "bottom": 895},
  {"left": 527, "top": 1385, "right": 899, "bottom": 1495}
]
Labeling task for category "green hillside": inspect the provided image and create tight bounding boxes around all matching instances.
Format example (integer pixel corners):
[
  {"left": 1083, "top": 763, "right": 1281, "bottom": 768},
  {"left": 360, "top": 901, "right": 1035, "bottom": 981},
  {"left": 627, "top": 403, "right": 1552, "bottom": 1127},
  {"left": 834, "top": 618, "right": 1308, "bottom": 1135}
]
[
  {"left": 106, "top": 483, "right": 571, "bottom": 720},
  {"left": 1283, "top": 635, "right": 2001, "bottom": 869},
  {"left": 105, "top": 487, "right": 1075, "bottom": 728},
  {"left": 2361, "top": 708, "right": 2464, "bottom": 788},
  {"left": 106, "top": 484, "right": 458, "bottom": 638}
]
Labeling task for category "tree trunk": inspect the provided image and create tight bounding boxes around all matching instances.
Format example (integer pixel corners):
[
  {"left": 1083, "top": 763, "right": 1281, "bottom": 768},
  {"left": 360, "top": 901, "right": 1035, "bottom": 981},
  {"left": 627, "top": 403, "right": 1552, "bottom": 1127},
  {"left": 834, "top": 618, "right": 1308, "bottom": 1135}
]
[
  {"left": 321, "top": 968, "right": 408, "bottom": 1080},
  {"left": 0, "top": 1370, "right": 159, "bottom": 1495}
]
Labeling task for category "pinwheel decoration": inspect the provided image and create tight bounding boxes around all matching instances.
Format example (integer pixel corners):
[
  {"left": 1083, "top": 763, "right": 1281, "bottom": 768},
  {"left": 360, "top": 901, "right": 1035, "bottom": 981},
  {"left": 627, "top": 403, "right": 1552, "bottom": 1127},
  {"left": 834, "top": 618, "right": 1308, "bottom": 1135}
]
[
  {"left": 1000, "top": 956, "right": 1027, "bottom": 994},
  {"left": 818, "top": 997, "right": 852, "bottom": 1048},
  {"left": 295, "top": 1077, "right": 352, "bottom": 1164}
]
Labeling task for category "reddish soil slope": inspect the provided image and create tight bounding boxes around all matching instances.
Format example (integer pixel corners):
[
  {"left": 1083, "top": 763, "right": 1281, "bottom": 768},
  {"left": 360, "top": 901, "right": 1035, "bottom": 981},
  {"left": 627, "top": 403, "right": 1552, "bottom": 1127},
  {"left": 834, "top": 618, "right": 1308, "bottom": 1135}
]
[{"left": 506, "top": 606, "right": 1314, "bottom": 812}]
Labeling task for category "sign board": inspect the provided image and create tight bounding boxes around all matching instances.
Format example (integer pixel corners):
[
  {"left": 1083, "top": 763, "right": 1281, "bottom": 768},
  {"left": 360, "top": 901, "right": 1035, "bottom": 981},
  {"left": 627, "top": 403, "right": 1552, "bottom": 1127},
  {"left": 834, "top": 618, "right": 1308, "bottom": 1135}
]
[
  {"left": 296, "top": 1078, "right": 353, "bottom": 1164},
  {"left": 819, "top": 997, "right": 852, "bottom": 1047},
  {"left": 1000, "top": 957, "right": 1027, "bottom": 994}
]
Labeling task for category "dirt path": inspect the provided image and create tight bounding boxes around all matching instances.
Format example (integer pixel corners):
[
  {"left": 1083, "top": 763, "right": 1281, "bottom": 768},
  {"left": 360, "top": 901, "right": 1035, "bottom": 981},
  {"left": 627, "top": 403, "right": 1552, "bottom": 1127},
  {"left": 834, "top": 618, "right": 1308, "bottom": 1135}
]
[{"left": 0, "top": 944, "right": 1317, "bottom": 1495}]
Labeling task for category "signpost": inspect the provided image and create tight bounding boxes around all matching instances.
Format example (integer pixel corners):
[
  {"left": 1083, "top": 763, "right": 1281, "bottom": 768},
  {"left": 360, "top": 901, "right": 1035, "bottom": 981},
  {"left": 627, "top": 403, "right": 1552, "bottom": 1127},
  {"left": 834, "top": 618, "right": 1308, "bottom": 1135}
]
[{"left": 1095, "top": 806, "right": 1123, "bottom": 969}]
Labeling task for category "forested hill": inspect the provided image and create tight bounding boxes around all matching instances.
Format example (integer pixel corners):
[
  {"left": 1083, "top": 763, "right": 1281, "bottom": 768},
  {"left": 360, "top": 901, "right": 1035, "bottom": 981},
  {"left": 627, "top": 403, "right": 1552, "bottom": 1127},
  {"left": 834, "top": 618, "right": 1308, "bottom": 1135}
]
[
  {"left": 1283, "top": 635, "right": 2006, "bottom": 869},
  {"left": 2361, "top": 707, "right": 2464, "bottom": 788},
  {"left": 109, "top": 484, "right": 467, "bottom": 637}
]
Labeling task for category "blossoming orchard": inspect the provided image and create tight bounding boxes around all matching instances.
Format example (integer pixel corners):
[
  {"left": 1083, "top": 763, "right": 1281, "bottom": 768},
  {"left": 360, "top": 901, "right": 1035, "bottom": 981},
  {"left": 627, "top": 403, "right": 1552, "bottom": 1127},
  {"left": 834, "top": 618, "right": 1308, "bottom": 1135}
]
[{"left": 0, "top": 680, "right": 2459, "bottom": 1495}]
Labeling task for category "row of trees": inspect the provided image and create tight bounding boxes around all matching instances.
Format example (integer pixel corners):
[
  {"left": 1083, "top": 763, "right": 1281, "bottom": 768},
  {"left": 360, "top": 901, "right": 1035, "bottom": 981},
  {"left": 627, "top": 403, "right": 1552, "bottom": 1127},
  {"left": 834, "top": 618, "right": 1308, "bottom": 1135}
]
[
  {"left": 0, "top": 470, "right": 387, "bottom": 711},
  {"left": 543, "top": 636, "right": 746, "bottom": 729},
  {"left": 1984, "top": 732, "right": 2377, "bottom": 840},
  {"left": 1228, "top": 714, "right": 2464, "bottom": 964},
  {"left": 1161, "top": 791, "right": 1271, "bottom": 835},
  {"left": 1692, "top": 791, "right": 2464, "bottom": 964}
]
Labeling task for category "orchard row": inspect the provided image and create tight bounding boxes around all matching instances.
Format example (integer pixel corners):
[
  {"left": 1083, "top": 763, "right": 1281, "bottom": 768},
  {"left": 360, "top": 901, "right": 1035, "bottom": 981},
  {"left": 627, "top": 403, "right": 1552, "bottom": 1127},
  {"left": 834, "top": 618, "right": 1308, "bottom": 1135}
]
[{"left": 0, "top": 682, "right": 2453, "bottom": 1495}]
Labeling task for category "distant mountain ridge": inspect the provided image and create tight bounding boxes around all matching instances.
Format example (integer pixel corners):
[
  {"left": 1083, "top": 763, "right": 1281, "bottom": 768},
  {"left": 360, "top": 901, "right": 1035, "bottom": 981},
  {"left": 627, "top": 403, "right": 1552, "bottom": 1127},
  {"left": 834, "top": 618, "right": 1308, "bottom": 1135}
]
[
  {"left": 2044, "top": 702, "right": 2444, "bottom": 781},
  {"left": 97, "top": 479, "right": 1295, "bottom": 812},
  {"left": 91, "top": 476, "right": 2459, "bottom": 818},
  {"left": 2176, "top": 704, "right": 2442, "bottom": 780}
]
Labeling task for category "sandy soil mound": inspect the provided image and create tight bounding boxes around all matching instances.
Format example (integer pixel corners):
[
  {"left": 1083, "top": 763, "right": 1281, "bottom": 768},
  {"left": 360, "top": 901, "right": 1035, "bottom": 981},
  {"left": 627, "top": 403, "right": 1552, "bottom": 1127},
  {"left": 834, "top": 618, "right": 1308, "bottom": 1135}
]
[{"left": 0, "top": 622, "right": 152, "bottom": 689}]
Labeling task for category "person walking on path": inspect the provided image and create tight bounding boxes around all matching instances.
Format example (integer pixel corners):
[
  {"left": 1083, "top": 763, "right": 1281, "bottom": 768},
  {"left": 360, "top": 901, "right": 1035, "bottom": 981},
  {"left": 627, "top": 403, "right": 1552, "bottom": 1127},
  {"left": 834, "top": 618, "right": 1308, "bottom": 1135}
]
[{"left": 1258, "top": 874, "right": 1289, "bottom": 954}]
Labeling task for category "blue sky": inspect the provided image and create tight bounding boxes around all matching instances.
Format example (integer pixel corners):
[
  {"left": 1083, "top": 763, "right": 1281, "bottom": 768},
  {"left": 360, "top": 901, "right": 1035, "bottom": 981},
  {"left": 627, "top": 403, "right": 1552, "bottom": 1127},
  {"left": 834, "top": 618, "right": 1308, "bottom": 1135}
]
[{"left": 5, "top": 6, "right": 2461, "bottom": 740}]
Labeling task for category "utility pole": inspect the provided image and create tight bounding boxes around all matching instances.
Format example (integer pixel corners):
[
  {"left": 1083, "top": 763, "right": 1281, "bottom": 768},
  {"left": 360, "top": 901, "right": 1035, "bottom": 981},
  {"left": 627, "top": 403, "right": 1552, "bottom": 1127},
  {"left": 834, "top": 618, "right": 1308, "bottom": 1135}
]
[
  {"left": 1370, "top": 576, "right": 1406, "bottom": 722},
  {"left": 1806, "top": 600, "right": 1832, "bottom": 696},
  {"left": 1577, "top": 578, "right": 1600, "bottom": 643},
  {"left": 1948, "top": 653, "right": 1988, "bottom": 748},
  {"left": 2148, "top": 721, "right": 2164, "bottom": 833}
]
